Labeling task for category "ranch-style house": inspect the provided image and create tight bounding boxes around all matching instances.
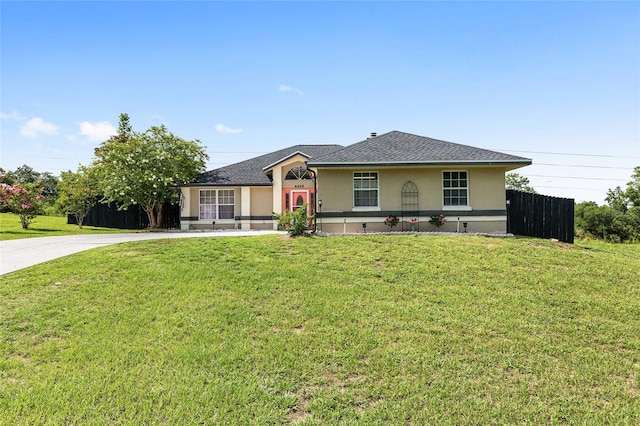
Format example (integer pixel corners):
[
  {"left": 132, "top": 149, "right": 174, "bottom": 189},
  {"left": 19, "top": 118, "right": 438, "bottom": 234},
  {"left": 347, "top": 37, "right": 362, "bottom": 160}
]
[{"left": 178, "top": 130, "right": 531, "bottom": 233}]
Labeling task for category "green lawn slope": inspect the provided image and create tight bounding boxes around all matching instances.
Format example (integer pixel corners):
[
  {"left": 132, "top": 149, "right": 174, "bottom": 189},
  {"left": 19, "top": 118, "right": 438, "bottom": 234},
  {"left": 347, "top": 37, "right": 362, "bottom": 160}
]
[
  {"left": 0, "top": 213, "right": 132, "bottom": 241},
  {"left": 1, "top": 235, "right": 638, "bottom": 424}
]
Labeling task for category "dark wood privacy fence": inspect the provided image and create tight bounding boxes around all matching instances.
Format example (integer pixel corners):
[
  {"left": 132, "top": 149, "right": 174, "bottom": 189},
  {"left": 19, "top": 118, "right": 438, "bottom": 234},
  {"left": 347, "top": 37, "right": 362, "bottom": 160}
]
[
  {"left": 506, "top": 190, "right": 575, "bottom": 243},
  {"left": 67, "top": 201, "right": 181, "bottom": 229}
]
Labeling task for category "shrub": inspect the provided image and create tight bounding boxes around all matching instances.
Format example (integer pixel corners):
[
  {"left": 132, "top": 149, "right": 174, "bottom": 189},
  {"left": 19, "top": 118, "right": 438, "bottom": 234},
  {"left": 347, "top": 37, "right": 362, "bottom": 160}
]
[
  {"left": 429, "top": 214, "right": 446, "bottom": 228},
  {"left": 384, "top": 214, "right": 399, "bottom": 228},
  {"left": 274, "top": 204, "right": 312, "bottom": 236},
  {"left": 0, "top": 182, "right": 45, "bottom": 229},
  {"left": 575, "top": 202, "right": 640, "bottom": 243}
]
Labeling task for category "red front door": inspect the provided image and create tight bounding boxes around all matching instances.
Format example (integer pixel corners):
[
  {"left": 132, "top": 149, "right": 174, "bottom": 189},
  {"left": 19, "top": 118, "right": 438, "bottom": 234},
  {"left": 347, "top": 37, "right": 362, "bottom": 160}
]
[{"left": 291, "top": 190, "right": 308, "bottom": 212}]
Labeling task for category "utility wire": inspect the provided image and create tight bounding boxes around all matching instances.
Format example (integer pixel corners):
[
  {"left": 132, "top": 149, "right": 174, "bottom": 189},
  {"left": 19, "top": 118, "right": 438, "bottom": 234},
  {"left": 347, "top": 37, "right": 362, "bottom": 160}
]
[
  {"left": 526, "top": 174, "right": 628, "bottom": 182},
  {"left": 535, "top": 163, "right": 635, "bottom": 170},
  {"left": 492, "top": 148, "right": 637, "bottom": 159}
]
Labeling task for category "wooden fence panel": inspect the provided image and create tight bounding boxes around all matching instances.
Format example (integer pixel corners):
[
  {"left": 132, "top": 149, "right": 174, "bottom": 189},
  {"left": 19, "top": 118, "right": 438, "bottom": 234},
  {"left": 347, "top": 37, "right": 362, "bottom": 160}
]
[
  {"left": 506, "top": 190, "right": 574, "bottom": 243},
  {"left": 68, "top": 201, "right": 181, "bottom": 229}
]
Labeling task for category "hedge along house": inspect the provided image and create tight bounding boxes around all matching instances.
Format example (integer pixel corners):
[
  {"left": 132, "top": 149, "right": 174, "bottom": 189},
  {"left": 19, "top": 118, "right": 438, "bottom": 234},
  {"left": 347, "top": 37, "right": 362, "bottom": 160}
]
[{"left": 179, "top": 131, "right": 531, "bottom": 233}]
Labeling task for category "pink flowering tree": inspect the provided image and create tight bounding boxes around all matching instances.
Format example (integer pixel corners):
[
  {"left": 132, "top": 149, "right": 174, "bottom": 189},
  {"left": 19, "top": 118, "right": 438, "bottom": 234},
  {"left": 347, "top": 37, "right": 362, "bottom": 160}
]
[{"left": 0, "top": 178, "right": 45, "bottom": 229}]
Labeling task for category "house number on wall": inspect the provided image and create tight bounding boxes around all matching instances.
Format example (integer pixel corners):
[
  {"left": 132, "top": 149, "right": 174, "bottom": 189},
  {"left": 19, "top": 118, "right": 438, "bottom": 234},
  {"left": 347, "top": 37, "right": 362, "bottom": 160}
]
[{"left": 294, "top": 184, "right": 305, "bottom": 188}]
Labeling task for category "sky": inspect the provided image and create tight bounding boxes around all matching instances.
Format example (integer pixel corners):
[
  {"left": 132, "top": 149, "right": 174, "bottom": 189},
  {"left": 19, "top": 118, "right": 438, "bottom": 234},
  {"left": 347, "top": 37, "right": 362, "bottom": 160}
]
[{"left": 1, "top": 1, "right": 639, "bottom": 204}]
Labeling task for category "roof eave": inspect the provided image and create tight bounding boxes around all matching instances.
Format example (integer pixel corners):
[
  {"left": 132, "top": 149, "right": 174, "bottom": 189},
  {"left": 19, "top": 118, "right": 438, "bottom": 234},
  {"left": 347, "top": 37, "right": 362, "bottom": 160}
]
[
  {"left": 178, "top": 182, "right": 273, "bottom": 188},
  {"left": 307, "top": 160, "right": 532, "bottom": 168},
  {"left": 262, "top": 151, "right": 311, "bottom": 171}
]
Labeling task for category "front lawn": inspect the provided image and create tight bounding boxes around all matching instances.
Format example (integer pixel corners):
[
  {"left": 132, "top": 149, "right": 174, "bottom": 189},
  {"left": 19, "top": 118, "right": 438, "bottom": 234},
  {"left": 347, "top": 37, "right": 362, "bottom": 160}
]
[
  {"left": 0, "top": 213, "right": 134, "bottom": 240},
  {"left": 1, "top": 235, "right": 638, "bottom": 424}
]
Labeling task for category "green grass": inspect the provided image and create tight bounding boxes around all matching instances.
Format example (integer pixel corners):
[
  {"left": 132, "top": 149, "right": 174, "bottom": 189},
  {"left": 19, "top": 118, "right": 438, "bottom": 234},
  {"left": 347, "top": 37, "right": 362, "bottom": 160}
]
[
  {"left": 0, "top": 213, "right": 134, "bottom": 240},
  {"left": 1, "top": 235, "right": 639, "bottom": 424}
]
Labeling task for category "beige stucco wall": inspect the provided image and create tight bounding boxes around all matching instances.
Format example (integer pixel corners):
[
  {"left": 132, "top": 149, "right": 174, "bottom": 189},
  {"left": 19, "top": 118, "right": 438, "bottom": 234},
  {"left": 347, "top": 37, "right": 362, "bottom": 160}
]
[
  {"left": 181, "top": 156, "right": 314, "bottom": 230},
  {"left": 180, "top": 186, "right": 243, "bottom": 230},
  {"left": 315, "top": 166, "right": 509, "bottom": 234},
  {"left": 180, "top": 162, "right": 509, "bottom": 232},
  {"left": 250, "top": 187, "right": 274, "bottom": 216},
  {"left": 318, "top": 218, "right": 507, "bottom": 234},
  {"left": 316, "top": 166, "right": 506, "bottom": 212}
]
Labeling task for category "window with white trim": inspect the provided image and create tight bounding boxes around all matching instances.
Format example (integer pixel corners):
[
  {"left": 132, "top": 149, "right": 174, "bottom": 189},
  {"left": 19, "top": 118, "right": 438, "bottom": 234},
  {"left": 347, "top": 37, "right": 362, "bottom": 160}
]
[
  {"left": 199, "top": 189, "right": 235, "bottom": 220},
  {"left": 443, "top": 171, "right": 468, "bottom": 206},
  {"left": 353, "top": 172, "right": 379, "bottom": 207}
]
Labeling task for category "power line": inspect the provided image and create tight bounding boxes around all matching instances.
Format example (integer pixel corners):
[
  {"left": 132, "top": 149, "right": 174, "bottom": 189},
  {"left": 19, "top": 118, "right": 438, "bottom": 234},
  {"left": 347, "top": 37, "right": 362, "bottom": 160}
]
[
  {"left": 536, "top": 185, "right": 612, "bottom": 191},
  {"left": 535, "top": 163, "right": 635, "bottom": 170},
  {"left": 493, "top": 148, "right": 637, "bottom": 159},
  {"left": 526, "top": 174, "right": 628, "bottom": 182}
]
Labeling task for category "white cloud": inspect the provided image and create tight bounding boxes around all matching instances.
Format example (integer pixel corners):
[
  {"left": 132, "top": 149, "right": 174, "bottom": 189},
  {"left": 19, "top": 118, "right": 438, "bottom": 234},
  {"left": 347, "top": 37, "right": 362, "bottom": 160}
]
[
  {"left": 278, "top": 84, "right": 304, "bottom": 95},
  {"left": 0, "top": 109, "right": 26, "bottom": 120},
  {"left": 20, "top": 117, "right": 59, "bottom": 138},
  {"left": 215, "top": 124, "right": 243, "bottom": 134},
  {"left": 78, "top": 121, "right": 117, "bottom": 141}
]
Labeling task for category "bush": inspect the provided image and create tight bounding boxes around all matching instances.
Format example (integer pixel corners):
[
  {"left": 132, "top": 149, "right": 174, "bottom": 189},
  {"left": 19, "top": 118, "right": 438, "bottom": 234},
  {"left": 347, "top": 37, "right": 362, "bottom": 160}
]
[
  {"left": 274, "top": 204, "right": 312, "bottom": 236},
  {"left": 575, "top": 202, "right": 640, "bottom": 243}
]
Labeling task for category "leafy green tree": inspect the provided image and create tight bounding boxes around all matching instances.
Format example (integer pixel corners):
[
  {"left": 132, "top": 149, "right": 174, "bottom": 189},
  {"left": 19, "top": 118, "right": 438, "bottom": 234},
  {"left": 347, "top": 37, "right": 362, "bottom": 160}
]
[
  {"left": 625, "top": 166, "right": 640, "bottom": 207},
  {"left": 505, "top": 173, "right": 537, "bottom": 193},
  {"left": 93, "top": 115, "right": 208, "bottom": 228},
  {"left": 2, "top": 165, "right": 60, "bottom": 213},
  {"left": 575, "top": 166, "right": 640, "bottom": 242},
  {"left": 5, "top": 164, "right": 40, "bottom": 184},
  {"left": 605, "top": 186, "right": 629, "bottom": 213},
  {"left": 58, "top": 166, "right": 99, "bottom": 228}
]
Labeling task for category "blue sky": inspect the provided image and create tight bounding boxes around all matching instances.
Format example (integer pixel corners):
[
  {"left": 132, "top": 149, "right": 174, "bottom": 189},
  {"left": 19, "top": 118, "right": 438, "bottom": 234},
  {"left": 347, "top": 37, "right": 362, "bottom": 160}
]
[{"left": 1, "top": 1, "right": 638, "bottom": 203}]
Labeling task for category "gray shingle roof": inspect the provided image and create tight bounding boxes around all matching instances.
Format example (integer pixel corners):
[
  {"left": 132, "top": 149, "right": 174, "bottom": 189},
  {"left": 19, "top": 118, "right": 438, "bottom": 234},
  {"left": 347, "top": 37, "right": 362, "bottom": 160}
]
[
  {"left": 192, "top": 144, "right": 344, "bottom": 186},
  {"left": 307, "top": 131, "right": 532, "bottom": 167},
  {"left": 188, "top": 131, "right": 531, "bottom": 186}
]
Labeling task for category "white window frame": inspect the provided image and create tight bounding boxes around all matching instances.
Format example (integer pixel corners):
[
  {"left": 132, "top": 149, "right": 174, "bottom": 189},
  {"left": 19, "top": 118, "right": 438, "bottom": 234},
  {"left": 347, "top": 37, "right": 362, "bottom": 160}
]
[
  {"left": 199, "top": 189, "right": 235, "bottom": 221},
  {"left": 353, "top": 171, "right": 380, "bottom": 211},
  {"left": 442, "top": 171, "right": 471, "bottom": 210}
]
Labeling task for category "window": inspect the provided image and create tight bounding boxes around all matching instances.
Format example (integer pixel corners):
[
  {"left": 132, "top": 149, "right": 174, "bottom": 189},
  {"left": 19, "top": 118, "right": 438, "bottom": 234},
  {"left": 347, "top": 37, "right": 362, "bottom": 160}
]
[
  {"left": 286, "top": 166, "right": 311, "bottom": 180},
  {"left": 443, "top": 171, "right": 468, "bottom": 206},
  {"left": 353, "top": 172, "right": 378, "bottom": 207},
  {"left": 199, "top": 189, "right": 235, "bottom": 220}
]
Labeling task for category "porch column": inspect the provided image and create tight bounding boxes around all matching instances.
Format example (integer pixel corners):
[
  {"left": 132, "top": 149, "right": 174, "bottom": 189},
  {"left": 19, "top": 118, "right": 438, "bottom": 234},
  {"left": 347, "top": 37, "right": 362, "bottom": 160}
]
[
  {"left": 180, "top": 188, "right": 192, "bottom": 231},
  {"left": 271, "top": 168, "right": 283, "bottom": 230},
  {"left": 241, "top": 187, "right": 251, "bottom": 230}
]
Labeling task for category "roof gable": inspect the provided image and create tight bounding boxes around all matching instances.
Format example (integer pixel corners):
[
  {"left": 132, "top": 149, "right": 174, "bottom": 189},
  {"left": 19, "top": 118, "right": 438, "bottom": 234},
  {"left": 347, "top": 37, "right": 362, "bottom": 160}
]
[
  {"left": 307, "top": 131, "right": 531, "bottom": 167},
  {"left": 192, "top": 144, "right": 343, "bottom": 186}
]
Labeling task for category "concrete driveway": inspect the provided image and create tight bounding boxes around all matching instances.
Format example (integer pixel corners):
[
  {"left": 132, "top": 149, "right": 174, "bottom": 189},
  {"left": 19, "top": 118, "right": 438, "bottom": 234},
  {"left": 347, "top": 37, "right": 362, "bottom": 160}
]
[{"left": 0, "top": 230, "right": 281, "bottom": 276}]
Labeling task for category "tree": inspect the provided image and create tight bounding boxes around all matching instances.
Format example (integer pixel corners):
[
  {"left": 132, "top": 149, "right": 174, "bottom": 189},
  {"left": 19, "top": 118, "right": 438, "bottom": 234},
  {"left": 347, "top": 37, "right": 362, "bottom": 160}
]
[
  {"left": 605, "top": 186, "right": 628, "bottom": 213},
  {"left": 605, "top": 165, "right": 640, "bottom": 212},
  {"left": 625, "top": 166, "right": 640, "bottom": 208},
  {"left": 2, "top": 165, "right": 60, "bottom": 214},
  {"left": 58, "top": 166, "right": 99, "bottom": 228},
  {"left": 505, "top": 173, "right": 537, "bottom": 193},
  {"left": 0, "top": 180, "right": 45, "bottom": 229},
  {"left": 575, "top": 165, "right": 640, "bottom": 243},
  {"left": 94, "top": 115, "right": 208, "bottom": 228},
  {"left": 5, "top": 164, "right": 40, "bottom": 184}
]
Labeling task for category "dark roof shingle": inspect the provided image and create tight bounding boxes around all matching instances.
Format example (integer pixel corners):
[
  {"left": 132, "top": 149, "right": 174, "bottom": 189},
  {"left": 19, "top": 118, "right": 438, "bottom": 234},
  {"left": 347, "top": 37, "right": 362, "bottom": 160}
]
[
  {"left": 307, "top": 131, "right": 531, "bottom": 166},
  {"left": 193, "top": 144, "right": 343, "bottom": 186}
]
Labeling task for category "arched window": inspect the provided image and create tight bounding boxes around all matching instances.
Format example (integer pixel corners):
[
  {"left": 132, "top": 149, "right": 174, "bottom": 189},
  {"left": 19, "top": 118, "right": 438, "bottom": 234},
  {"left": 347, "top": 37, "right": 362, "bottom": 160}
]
[{"left": 285, "top": 166, "right": 311, "bottom": 180}]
